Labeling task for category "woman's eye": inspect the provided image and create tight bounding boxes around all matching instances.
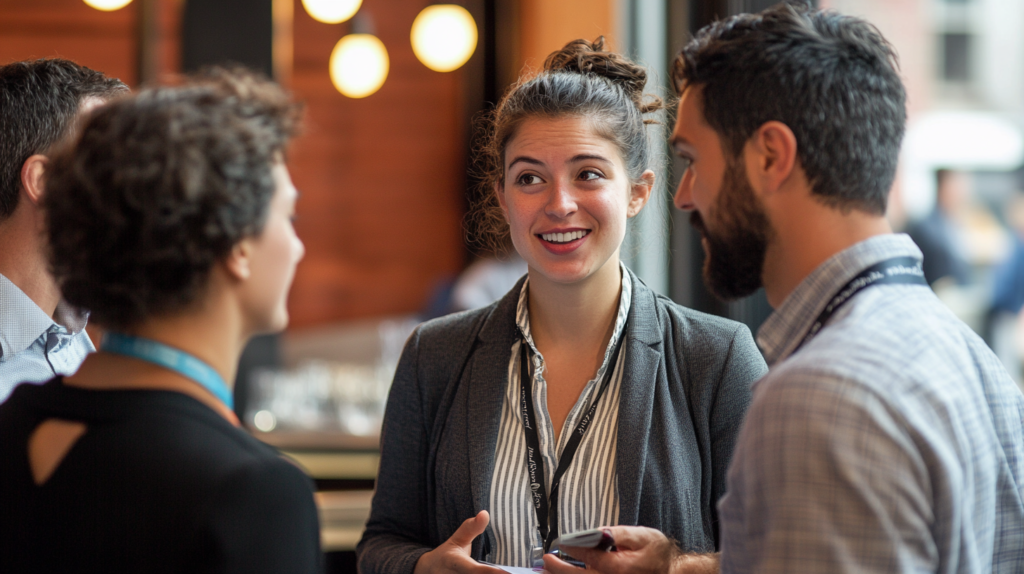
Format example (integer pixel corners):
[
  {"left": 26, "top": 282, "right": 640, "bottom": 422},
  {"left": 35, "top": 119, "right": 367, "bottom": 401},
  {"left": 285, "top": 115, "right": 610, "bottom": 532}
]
[
  {"left": 579, "top": 170, "right": 601, "bottom": 181},
  {"left": 678, "top": 156, "right": 694, "bottom": 173},
  {"left": 517, "top": 174, "right": 542, "bottom": 185}
]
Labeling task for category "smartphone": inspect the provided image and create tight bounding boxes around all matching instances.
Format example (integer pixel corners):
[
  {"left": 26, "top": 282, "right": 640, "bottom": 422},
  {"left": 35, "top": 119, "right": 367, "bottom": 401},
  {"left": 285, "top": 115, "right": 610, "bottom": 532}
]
[{"left": 555, "top": 528, "right": 616, "bottom": 551}]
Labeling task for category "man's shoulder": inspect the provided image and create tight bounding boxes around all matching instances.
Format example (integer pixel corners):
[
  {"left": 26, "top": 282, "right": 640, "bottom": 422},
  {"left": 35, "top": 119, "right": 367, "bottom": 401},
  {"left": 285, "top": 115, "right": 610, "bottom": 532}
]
[
  {"left": 753, "top": 285, "right": 1019, "bottom": 436},
  {"left": 783, "top": 286, "right": 973, "bottom": 374}
]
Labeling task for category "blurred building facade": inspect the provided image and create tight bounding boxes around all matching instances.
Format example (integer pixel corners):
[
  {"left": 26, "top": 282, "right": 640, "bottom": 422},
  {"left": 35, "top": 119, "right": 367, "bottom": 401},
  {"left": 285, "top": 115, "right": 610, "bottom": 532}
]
[{"left": 825, "top": 0, "right": 1024, "bottom": 384}]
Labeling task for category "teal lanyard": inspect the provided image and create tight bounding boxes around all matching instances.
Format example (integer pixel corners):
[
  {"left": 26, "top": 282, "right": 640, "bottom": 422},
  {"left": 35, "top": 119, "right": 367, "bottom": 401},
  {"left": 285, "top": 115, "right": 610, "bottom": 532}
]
[{"left": 100, "top": 333, "right": 234, "bottom": 409}]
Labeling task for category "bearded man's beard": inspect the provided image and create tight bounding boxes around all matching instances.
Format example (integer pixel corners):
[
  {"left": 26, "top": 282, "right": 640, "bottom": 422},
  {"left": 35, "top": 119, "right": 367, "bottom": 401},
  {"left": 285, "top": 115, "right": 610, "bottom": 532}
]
[{"left": 689, "top": 159, "right": 772, "bottom": 301}]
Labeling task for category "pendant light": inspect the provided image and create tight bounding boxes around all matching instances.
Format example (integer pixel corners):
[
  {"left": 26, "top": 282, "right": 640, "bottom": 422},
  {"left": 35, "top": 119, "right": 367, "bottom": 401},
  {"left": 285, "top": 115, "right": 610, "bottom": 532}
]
[
  {"left": 84, "top": 0, "right": 133, "bottom": 10},
  {"left": 410, "top": 4, "right": 478, "bottom": 72},
  {"left": 302, "top": 0, "right": 361, "bottom": 24},
  {"left": 329, "top": 12, "right": 389, "bottom": 98}
]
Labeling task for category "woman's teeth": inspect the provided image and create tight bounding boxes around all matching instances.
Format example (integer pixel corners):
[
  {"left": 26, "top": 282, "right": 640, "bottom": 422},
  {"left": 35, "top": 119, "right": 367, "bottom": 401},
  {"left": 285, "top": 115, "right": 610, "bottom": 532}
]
[{"left": 541, "top": 230, "right": 588, "bottom": 243}]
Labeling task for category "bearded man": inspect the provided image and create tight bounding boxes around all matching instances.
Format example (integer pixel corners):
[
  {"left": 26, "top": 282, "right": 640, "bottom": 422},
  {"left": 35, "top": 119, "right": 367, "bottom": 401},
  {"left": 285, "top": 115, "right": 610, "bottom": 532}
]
[{"left": 543, "top": 4, "right": 1024, "bottom": 574}]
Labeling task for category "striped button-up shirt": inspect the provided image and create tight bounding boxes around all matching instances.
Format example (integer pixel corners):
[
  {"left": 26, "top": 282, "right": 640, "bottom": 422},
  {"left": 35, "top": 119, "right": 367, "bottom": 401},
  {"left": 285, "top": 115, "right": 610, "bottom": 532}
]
[
  {"left": 488, "top": 264, "right": 631, "bottom": 567},
  {"left": 719, "top": 234, "right": 1024, "bottom": 573},
  {"left": 0, "top": 273, "right": 94, "bottom": 402}
]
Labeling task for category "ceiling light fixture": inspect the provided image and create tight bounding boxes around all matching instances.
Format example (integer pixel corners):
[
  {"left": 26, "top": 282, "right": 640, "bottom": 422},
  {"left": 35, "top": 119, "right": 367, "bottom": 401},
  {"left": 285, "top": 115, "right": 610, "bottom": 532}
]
[
  {"left": 83, "top": 0, "right": 133, "bottom": 11},
  {"left": 302, "top": 0, "right": 362, "bottom": 24},
  {"left": 330, "top": 35, "right": 388, "bottom": 97},
  {"left": 410, "top": 4, "right": 478, "bottom": 73}
]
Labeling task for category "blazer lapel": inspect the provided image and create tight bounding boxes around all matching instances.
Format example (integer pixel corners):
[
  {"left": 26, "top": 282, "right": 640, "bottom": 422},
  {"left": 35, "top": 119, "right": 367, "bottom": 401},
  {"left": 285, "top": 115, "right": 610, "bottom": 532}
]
[
  {"left": 466, "top": 338, "right": 514, "bottom": 513},
  {"left": 616, "top": 271, "right": 663, "bottom": 525},
  {"left": 467, "top": 276, "right": 524, "bottom": 515}
]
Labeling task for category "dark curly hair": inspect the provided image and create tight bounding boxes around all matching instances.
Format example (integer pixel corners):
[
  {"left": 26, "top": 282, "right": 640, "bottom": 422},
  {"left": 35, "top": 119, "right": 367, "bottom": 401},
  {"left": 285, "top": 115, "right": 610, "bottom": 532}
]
[
  {"left": 469, "top": 37, "right": 664, "bottom": 254},
  {"left": 672, "top": 3, "right": 906, "bottom": 215},
  {"left": 0, "top": 58, "right": 128, "bottom": 220},
  {"left": 44, "top": 68, "right": 303, "bottom": 330}
]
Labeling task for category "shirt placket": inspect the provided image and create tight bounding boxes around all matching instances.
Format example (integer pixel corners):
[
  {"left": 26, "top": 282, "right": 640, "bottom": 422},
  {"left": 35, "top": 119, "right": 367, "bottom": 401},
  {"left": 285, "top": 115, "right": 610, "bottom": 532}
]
[
  {"left": 526, "top": 336, "right": 611, "bottom": 540},
  {"left": 44, "top": 326, "right": 69, "bottom": 375}
]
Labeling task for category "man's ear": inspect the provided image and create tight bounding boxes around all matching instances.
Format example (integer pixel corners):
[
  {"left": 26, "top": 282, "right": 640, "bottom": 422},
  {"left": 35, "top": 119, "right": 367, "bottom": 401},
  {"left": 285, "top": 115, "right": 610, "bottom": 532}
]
[
  {"left": 495, "top": 180, "right": 510, "bottom": 223},
  {"left": 223, "top": 238, "right": 254, "bottom": 282},
  {"left": 20, "top": 154, "right": 48, "bottom": 205},
  {"left": 744, "top": 121, "right": 798, "bottom": 198},
  {"left": 627, "top": 170, "right": 655, "bottom": 218}
]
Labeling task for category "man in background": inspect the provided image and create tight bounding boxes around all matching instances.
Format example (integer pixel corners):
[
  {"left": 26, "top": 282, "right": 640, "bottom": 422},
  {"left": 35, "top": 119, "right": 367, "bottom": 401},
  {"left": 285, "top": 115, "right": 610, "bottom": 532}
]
[
  {"left": 544, "top": 4, "right": 1024, "bottom": 573},
  {"left": 906, "top": 168, "right": 972, "bottom": 286},
  {"left": 0, "top": 59, "right": 127, "bottom": 400}
]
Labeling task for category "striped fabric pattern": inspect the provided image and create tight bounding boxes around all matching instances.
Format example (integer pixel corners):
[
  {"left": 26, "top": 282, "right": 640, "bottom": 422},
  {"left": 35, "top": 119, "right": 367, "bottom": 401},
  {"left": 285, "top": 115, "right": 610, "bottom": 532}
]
[{"left": 488, "top": 264, "right": 631, "bottom": 567}]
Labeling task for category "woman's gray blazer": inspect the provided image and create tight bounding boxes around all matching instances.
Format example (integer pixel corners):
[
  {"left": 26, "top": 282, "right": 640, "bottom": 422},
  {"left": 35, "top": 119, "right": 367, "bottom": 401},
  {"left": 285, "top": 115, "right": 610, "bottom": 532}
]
[{"left": 357, "top": 270, "right": 767, "bottom": 574}]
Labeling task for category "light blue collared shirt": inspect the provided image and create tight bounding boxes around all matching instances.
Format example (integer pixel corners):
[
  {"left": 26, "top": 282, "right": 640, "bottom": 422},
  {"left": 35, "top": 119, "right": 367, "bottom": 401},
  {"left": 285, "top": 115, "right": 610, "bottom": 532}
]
[
  {"left": 0, "top": 273, "right": 94, "bottom": 402},
  {"left": 719, "top": 234, "right": 1024, "bottom": 573}
]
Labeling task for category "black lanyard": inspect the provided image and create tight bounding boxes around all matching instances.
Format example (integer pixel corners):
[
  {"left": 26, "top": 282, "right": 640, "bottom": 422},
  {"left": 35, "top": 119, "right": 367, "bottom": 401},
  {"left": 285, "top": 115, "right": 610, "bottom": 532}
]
[
  {"left": 519, "top": 329, "right": 625, "bottom": 552},
  {"left": 792, "top": 256, "right": 928, "bottom": 354}
]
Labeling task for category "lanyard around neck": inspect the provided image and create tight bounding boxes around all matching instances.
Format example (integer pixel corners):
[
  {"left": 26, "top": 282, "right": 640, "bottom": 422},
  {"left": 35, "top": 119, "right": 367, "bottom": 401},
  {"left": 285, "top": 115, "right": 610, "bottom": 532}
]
[
  {"left": 792, "top": 256, "right": 928, "bottom": 354},
  {"left": 100, "top": 333, "right": 234, "bottom": 410},
  {"left": 519, "top": 326, "right": 626, "bottom": 552}
]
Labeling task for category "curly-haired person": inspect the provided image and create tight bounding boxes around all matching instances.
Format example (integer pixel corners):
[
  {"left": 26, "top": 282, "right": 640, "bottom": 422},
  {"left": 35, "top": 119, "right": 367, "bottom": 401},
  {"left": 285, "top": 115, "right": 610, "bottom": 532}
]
[
  {"left": 0, "top": 70, "right": 318, "bottom": 574},
  {"left": 0, "top": 59, "right": 127, "bottom": 401}
]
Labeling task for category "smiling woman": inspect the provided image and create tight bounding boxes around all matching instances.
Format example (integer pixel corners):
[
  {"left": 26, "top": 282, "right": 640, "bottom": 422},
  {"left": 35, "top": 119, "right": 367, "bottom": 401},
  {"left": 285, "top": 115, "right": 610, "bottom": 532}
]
[{"left": 357, "top": 39, "right": 769, "bottom": 574}]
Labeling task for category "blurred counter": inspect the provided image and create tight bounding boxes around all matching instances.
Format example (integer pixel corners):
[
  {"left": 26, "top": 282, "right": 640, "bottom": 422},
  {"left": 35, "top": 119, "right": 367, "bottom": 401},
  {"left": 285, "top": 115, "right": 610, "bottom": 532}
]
[
  {"left": 316, "top": 490, "right": 375, "bottom": 552},
  {"left": 244, "top": 317, "right": 419, "bottom": 551},
  {"left": 258, "top": 430, "right": 380, "bottom": 481},
  {"left": 258, "top": 430, "right": 379, "bottom": 551}
]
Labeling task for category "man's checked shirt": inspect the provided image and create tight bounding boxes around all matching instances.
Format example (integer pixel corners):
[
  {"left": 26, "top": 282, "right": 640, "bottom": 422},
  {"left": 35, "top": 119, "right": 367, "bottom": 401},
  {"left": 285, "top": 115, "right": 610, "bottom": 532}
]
[{"left": 719, "top": 234, "right": 1024, "bottom": 573}]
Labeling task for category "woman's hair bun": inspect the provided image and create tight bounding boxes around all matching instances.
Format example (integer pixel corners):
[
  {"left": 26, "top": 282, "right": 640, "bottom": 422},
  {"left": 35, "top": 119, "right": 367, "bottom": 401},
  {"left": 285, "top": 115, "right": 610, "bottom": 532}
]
[{"left": 543, "top": 37, "right": 658, "bottom": 114}]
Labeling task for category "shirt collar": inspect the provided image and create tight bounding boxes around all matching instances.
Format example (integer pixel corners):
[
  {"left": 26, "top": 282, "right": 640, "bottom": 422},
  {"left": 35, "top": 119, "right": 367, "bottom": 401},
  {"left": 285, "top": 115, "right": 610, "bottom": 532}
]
[
  {"left": 756, "top": 233, "right": 923, "bottom": 366},
  {"left": 0, "top": 273, "right": 89, "bottom": 360},
  {"left": 516, "top": 262, "right": 632, "bottom": 374}
]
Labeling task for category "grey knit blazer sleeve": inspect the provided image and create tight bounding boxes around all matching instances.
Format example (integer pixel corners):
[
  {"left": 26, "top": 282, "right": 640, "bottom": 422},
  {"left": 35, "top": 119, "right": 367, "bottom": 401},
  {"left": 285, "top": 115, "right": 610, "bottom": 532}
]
[{"left": 356, "top": 307, "right": 492, "bottom": 574}]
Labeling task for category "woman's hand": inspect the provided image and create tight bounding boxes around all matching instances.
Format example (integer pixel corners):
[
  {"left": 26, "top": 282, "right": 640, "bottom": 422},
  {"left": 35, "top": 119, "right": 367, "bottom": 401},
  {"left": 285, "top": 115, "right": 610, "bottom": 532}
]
[{"left": 414, "top": 511, "right": 501, "bottom": 574}]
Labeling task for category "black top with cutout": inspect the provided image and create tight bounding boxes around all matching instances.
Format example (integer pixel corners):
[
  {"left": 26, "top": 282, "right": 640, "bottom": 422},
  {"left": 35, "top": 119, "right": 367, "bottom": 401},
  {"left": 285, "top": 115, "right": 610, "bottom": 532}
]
[{"left": 0, "top": 377, "right": 322, "bottom": 573}]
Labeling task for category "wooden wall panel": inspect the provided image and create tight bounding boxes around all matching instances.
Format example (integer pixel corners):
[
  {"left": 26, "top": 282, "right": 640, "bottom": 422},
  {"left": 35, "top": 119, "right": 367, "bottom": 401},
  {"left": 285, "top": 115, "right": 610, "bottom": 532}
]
[
  {"left": 0, "top": 0, "right": 468, "bottom": 329},
  {"left": 0, "top": 0, "right": 137, "bottom": 85},
  {"left": 285, "top": 0, "right": 466, "bottom": 327},
  {"left": 519, "top": 0, "right": 618, "bottom": 71}
]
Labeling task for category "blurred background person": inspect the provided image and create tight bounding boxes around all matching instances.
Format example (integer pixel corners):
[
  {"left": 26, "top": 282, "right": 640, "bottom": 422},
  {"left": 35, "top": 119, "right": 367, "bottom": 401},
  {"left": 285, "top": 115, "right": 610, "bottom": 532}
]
[
  {"left": 0, "top": 59, "right": 127, "bottom": 401},
  {"left": 906, "top": 168, "right": 972, "bottom": 287},
  {"left": 0, "top": 69, "right": 320, "bottom": 573},
  {"left": 450, "top": 240, "right": 528, "bottom": 313},
  {"left": 989, "top": 193, "right": 1024, "bottom": 387}
]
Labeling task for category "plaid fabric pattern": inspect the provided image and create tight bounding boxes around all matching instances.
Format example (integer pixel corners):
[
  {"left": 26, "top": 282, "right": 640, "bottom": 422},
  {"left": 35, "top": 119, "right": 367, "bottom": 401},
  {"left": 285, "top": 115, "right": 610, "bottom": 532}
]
[
  {"left": 719, "top": 234, "right": 1024, "bottom": 574},
  {"left": 0, "top": 273, "right": 93, "bottom": 402}
]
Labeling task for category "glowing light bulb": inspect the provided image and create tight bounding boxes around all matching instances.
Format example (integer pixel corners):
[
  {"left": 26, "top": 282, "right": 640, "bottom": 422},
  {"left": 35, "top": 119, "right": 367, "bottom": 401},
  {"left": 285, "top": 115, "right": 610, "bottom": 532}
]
[
  {"left": 329, "top": 34, "right": 389, "bottom": 98},
  {"left": 253, "top": 410, "right": 277, "bottom": 432},
  {"left": 302, "top": 0, "right": 361, "bottom": 24},
  {"left": 83, "top": 0, "right": 132, "bottom": 11},
  {"left": 411, "top": 5, "right": 478, "bottom": 73}
]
